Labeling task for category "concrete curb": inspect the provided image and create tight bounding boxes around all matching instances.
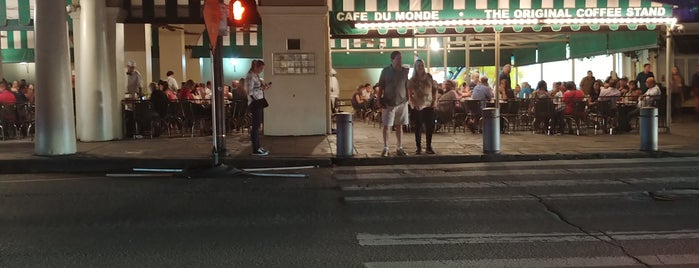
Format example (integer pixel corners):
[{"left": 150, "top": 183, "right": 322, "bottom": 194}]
[{"left": 3, "top": 150, "right": 699, "bottom": 174}]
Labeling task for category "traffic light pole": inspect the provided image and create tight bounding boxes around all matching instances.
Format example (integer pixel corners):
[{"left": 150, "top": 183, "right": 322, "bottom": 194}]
[{"left": 211, "top": 33, "right": 226, "bottom": 164}]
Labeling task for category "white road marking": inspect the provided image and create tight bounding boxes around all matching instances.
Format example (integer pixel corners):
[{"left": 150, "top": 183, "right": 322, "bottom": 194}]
[
  {"left": 364, "top": 254, "right": 699, "bottom": 268},
  {"left": 334, "top": 157, "right": 699, "bottom": 174},
  {"left": 343, "top": 191, "right": 650, "bottom": 204},
  {"left": 334, "top": 166, "right": 699, "bottom": 181},
  {"left": 0, "top": 177, "right": 104, "bottom": 183},
  {"left": 357, "top": 229, "right": 699, "bottom": 246},
  {"left": 341, "top": 177, "right": 699, "bottom": 191}
]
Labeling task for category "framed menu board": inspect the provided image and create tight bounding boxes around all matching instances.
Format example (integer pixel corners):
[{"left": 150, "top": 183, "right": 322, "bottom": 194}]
[{"left": 273, "top": 53, "right": 316, "bottom": 75}]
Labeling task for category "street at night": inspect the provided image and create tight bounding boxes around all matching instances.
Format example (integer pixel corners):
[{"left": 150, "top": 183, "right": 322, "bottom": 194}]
[{"left": 2, "top": 157, "right": 698, "bottom": 267}]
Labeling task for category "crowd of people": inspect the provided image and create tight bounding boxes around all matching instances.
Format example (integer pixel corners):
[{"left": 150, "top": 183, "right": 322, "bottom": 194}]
[
  {"left": 342, "top": 51, "right": 699, "bottom": 157},
  {"left": 125, "top": 60, "right": 271, "bottom": 155},
  {"left": 0, "top": 79, "right": 35, "bottom": 105}
]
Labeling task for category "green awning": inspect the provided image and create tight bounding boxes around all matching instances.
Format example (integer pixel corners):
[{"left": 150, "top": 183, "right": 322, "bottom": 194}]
[
  {"left": 538, "top": 42, "right": 566, "bottom": 63},
  {"left": 513, "top": 48, "right": 537, "bottom": 66},
  {"left": 608, "top": 30, "right": 658, "bottom": 53},
  {"left": 569, "top": 33, "right": 607, "bottom": 58}
]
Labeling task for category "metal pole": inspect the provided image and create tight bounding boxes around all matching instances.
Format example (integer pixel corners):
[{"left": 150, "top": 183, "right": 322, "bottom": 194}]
[
  {"left": 482, "top": 108, "right": 500, "bottom": 154},
  {"left": 639, "top": 107, "right": 658, "bottom": 152},
  {"left": 210, "top": 0, "right": 227, "bottom": 165},
  {"left": 443, "top": 36, "right": 448, "bottom": 80},
  {"left": 494, "top": 31, "right": 500, "bottom": 109},
  {"left": 665, "top": 25, "right": 672, "bottom": 132}
]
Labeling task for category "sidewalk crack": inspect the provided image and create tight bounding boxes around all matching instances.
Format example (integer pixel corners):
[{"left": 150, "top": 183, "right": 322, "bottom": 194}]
[{"left": 528, "top": 193, "right": 651, "bottom": 268}]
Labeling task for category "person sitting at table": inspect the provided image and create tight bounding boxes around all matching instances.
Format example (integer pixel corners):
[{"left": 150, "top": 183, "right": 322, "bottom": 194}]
[
  {"left": 518, "top": 82, "right": 533, "bottom": 98},
  {"left": 562, "top": 81, "right": 585, "bottom": 134},
  {"left": 149, "top": 82, "right": 168, "bottom": 119},
  {"left": 436, "top": 80, "right": 460, "bottom": 127},
  {"left": 626, "top": 79, "right": 641, "bottom": 103},
  {"left": 468, "top": 76, "right": 493, "bottom": 133},
  {"left": 351, "top": 84, "right": 367, "bottom": 117},
  {"left": 162, "top": 80, "right": 178, "bottom": 101},
  {"left": 589, "top": 79, "right": 602, "bottom": 103},
  {"left": 599, "top": 78, "right": 622, "bottom": 104},
  {"left": 178, "top": 83, "right": 194, "bottom": 100},
  {"left": 460, "top": 82, "right": 472, "bottom": 99},
  {"left": 618, "top": 77, "right": 661, "bottom": 132}
]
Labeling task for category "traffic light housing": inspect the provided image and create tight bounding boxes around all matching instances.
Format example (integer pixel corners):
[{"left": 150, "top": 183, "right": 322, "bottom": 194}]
[{"left": 228, "top": 0, "right": 262, "bottom": 26}]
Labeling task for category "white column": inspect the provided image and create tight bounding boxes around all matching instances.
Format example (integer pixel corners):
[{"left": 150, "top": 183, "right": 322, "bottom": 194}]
[
  {"left": 34, "top": 0, "right": 77, "bottom": 155},
  {"left": 73, "top": 0, "right": 116, "bottom": 141},
  {"left": 106, "top": 7, "right": 122, "bottom": 139}
]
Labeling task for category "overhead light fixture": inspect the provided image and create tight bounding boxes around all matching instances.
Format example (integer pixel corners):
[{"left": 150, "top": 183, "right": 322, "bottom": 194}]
[{"left": 430, "top": 38, "right": 440, "bottom": 51}]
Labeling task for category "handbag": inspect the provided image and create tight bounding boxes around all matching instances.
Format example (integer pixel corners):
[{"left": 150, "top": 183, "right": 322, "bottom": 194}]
[{"left": 249, "top": 97, "right": 269, "bottom": 110}]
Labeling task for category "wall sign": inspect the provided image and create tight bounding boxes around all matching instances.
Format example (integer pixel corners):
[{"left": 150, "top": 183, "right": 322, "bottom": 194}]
[{"left": 273, "top": 53, "right": 315, "bottom": 75}]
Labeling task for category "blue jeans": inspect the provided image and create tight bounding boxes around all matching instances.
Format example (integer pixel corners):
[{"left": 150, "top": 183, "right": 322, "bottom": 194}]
[{"left": 250, "top": 108, "right": 263, "bottom": 150}]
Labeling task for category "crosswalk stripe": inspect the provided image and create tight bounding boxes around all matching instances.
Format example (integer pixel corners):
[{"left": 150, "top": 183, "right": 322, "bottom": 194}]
[
  {"left": 357, "top": 229, "right": 699, "bottom": 246},
  {"left": 335, "top": 166, "right": 699, "bottom": 181},
  {"left": 364, "top": 254, "right": 699, "bottom": 268},
  {"left": 341, "top": 176, "right": 699, "bottom": 191},
  {"left": 343, "top": 191, "right": 654, "bottom": 203},
  {"left": 333, "top": 157, "right": 699, "bottom": 174}
]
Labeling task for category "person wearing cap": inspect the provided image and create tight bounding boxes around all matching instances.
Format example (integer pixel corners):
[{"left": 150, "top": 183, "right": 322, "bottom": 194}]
[{"left": 126, "top": 61, "right": 143, "bottom": 97}]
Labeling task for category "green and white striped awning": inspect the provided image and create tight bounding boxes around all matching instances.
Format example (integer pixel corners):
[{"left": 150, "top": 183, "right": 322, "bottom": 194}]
[
  {"left": 190, "top": 25, "right": 263, "bottom": 58},
  {"left": 0, "top": 0, "right": 73, "bottom": 63},
  {"left": 330, "top": 0, "right": 674, "bottom": 37}
]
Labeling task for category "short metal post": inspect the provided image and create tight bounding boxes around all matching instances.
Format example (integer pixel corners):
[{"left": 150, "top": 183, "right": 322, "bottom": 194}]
[
  {"left": 336, "top": 112, "right": 354, "bottom": 157},
  {"left": 639, "top": 107, "right": 658, "bottom": 152},
  {"left": 483, "top": 107, "right": 500, "bottom": 154}
]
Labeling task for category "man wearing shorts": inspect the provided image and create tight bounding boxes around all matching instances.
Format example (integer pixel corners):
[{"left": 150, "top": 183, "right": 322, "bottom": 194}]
[{"left": 377, "top": 51, "right": 410, "bottom": 157}]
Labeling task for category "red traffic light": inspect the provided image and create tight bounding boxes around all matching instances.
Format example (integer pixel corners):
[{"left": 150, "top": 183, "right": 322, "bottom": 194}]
[
  {"left": 227, "top": 0, "right": 262, "bottom": 26},
  {"left": 230, "top": 0, "right": 245, "bottom": 21}
]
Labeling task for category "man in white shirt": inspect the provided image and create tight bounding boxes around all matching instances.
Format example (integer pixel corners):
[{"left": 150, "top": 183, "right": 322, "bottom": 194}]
[
  {"left": 637, "top": 77, "right": 661, "bottom": 108},
  {"left": 166, "top": 71, "right": 179, "bottom": 91},
  {"left": 599, "top": 78, "right": 622, "bottom": 104},
  {"left": 126, "top": 61, "right": 143, "bottom": 97},
  {"left": 619, "top": 77, "right": 661, "bottom": 132}
]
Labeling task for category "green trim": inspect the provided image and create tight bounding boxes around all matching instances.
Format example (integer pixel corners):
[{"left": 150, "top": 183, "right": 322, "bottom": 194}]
[
  {"left": 18, "top": 0, "right": 30, "bottom": 25},
  {"left": 0, "top": 0, "right": 6, "bottom": 26},
  {"left": 1, "top": 48, "right": 34, "bottom": 63}
]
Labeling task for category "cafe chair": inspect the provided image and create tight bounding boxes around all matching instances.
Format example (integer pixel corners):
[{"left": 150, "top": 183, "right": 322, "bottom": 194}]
[
  {"left": 532, "top": 99, "right": 555, "bottom": 135},
  {"left": 563, "top": 101, "right": 587, "bottom": 135},
  {"left": 0, "top": 104, "right": 20, "bottom": 140}
]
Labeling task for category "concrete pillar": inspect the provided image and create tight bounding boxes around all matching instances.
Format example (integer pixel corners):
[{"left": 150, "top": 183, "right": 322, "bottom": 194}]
[
  {"left": 258, "top": 6, "right": 329, "bottom": 135},
  {"left": 106, "top": 7, "right": 122, "bottom": 139},
  {"left": 34, "top": 0, "right": 77, "bottom": 155},
  {"left": 158, "top": 25, "right": 186, "bottom": 84},
  {"left": 72, "top": 0, "right": 117, "bottom": 141},
  {"left": 124, "top": 24, "right": 153, "bottom": 87}
]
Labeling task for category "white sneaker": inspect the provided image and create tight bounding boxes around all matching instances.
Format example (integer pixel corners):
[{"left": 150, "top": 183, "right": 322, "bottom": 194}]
[
  {"left": 252, "top": 148, "right": 269, "bottom": 156},
  {"left": 381, "top": 147, "right": 389, "bottom": 157}
]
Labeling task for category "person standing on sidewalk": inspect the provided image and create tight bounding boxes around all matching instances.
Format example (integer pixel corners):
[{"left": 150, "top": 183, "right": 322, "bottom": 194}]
[
  {"left": 126, "top": 61, "right": 143, "bottom": 98},
  {"left": 635, "top": 63, "right": 655, "bottom": 94},
  {"left": 247, "top": 60, "right": 271, "bottom": 156},
  {"left": 377, "top": 51, "right": 410, "bottom": 157},
  {"left": 408, "top": 59, "right": 438, "bottom": 155}
]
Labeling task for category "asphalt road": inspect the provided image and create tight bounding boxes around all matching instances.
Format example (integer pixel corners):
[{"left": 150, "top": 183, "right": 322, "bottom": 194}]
[{"left": 1, "top": 157, "right": 699, "bottom": 267}]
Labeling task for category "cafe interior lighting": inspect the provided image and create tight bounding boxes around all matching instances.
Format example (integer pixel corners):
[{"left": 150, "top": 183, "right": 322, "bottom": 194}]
[{"left": 355, "top": 17, "right": 676, "bottom": 29}]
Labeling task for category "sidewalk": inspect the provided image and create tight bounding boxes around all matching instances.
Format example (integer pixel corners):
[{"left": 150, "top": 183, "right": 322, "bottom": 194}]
[{"left": 1, "top": 115, "right": 698, "bottom": 173}]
